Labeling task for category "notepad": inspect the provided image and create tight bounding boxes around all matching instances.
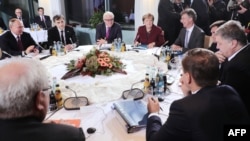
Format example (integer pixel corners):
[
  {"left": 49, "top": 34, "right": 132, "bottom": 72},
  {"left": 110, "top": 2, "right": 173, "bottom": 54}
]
[
  {"left": 51, "top": 119, "right": 81, "bottom": 128},
  {"left": 113, "top": 99, "right": 148, "bottom": 133}
]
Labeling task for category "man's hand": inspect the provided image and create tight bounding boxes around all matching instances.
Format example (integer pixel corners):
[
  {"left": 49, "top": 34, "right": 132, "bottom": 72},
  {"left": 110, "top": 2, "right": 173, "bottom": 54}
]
[
  {"left": 97, "top": 38, "right": 107, "bottom": 46},
  {"left": 64, "top": 44, "right": 74, "bottom": 52},
  {"left": 237, "top": 5, "right": 248, "bottom": 14},
  {"left": 26, "top": 45, "right": 39, "bottom": 54},
  {"left": 171, "top": 44, "right": 182, "bottom": 51},
  {"left": 215, "top": 51, "right": 226, "bottom": 63},
  {"left": 147, "top": 97, "right": 160, "bottom": 113}
]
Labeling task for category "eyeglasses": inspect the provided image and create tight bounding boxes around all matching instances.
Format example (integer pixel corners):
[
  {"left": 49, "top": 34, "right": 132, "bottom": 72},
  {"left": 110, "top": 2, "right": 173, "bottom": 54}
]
[
  {"left": 104, "top": 19, "right": 114, "bottom": 22},
  {"left": 42, "top": 86, "right": 52, "bottom": 94}
]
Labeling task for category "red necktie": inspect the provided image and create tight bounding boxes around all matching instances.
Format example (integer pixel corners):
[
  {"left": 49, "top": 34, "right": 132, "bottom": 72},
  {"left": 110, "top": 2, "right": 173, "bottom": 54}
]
[
  {"left": 17, "top": 36, "right": 23, "bottom": 51},
  {"left": 106, "top": 27, "right": 110, "bottom": 39}
]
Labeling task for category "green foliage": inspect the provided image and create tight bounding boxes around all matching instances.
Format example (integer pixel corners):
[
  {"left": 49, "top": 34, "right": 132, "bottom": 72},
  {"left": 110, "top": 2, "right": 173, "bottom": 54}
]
[{"left": 88, "top": 11, "right": 104, "bottom": 29}]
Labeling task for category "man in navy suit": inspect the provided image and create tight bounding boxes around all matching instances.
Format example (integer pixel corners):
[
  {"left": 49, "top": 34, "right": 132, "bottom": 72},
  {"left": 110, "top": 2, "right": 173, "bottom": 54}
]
[
  {"left": 95, "top": 11, "right": 122, "bottom": 45},
  {"left": 0, "top": 18, "right": 38, "bottom": 59},
  {"left": 0, "top": 17, "right": 7, "bottom": 30},
  {"left": 34, "top": 7, "right": 52, "bottom": 29},
  {"left": 215, "top": 20, "right": 250, "bottom": 114},
  {"left": 146, "top": 48, "right": 250, "bottom": 141},
  {"left": 47, "top": 15, "right": 78, "bottom": 51},
  {"left": 171, "top": 8, "right": 205, "bottom": 53}
]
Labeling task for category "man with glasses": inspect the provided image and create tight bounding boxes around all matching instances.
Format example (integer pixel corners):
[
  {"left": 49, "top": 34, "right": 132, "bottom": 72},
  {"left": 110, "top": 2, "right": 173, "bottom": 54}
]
[
  {"left": 14, "top": 8, "right": 30, "bottom": 28},
  {"left": 0, "top": 58, "right": 85, "bottom": 141},
  {"left": 96, "top": 11, "right": 122, "bottom": 45}
]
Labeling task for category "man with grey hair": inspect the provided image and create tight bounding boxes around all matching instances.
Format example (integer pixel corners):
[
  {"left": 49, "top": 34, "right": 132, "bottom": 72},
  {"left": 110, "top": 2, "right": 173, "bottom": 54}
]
[
  {"left": 96, "top": 11, "right": 122, "bottom": 45},
  {"left": 215, "top": 20, "right": 250, "bottom": 114},
  {"left": 0, "top": 58, "right": 85, "bottom": 141}
]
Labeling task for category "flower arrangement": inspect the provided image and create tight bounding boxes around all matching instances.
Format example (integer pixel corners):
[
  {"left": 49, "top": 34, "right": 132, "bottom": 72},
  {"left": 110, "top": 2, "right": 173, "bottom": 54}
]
[{"left": 62, "top": 48, "right": 126, "bottom": 79}]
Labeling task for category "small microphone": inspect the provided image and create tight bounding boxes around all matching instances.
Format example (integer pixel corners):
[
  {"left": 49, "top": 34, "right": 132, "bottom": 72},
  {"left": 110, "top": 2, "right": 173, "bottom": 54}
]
[
  {"left": 36, "top": 43, "right": 46, "bottom": 50},
  {"left": 69, "top": 37, "right": 74, "bottom": 44},
  {"left": 130, "top": 79, "right": 145, "bottom": 90},
  {"left": 69, "top": 37, "right": 77, "bottom": 48},
  {"left": 153, "top": 40, "right": 169, "bottom": 60},
  {"left": 122, "top": 79, "right": 145, "bottom": 100},
  {"left": 64, "top": 85, "right": 88, "bottom": 110},
  {"left": 65, "top": 85, "right": 78, "bottom": 98},
  {"left": 2, "top": 51, "right": 13, "bottom": 58}
]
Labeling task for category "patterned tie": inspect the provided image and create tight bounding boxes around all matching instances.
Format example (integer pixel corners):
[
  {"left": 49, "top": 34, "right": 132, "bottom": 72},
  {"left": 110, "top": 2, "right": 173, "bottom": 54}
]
[
  {"left": 41, "top": 16, "right": 44, "bottom": 22},
  {"left": 106, "top": 27, "right": 110, "bottom": 39},
  {"left": 184, "top": 30, "right": 189, "bottom": 48},
  {"left": 17, "top": 36, "right": 23, "bottom": 51},
  {"left": 61, "top": 30, "right": 65, "bottom": 45}
]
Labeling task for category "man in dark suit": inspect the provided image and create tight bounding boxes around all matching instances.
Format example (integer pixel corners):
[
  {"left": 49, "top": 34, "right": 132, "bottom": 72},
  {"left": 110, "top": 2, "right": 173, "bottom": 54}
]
[
  {"left": 0, "top": 17, "right": 7, "bottom": 30},
  {"left": 157, "top": 0, "right": 181, "bottom": 46},
  {"left": 147, "top": 48, "right": 250, "bottom": 141},
  {"left": 215, "top": 20, "right": 250, "bottom": 114},
  {"left": 96, "top": 11, "right": 122, "bottom": 45},
  {"left": 0, "top": 18, "right": 38, "bottom": 59},
  {"left": 172, "top": 8, "right": 205, "bottom": 53},
  {"left": 185, "top": 0, "right": 210, "bottom": 35},
  {"left": 47, "top": 15, "right": 78, "bottom": 51},
  {"left": 0, "top": 58, "right": 85, "bottom": 141},
  {"left": 14, "top": 8, "right": 30, "bottom": 28},
  {"left": 34, "top": 7, "right": 52, "bottom": 29}
]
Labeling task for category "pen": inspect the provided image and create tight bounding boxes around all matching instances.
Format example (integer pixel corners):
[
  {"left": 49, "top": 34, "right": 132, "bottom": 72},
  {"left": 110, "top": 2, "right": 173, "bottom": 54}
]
[
  {"left": 160, "top": 107, "right": 163, "bottom": 111},
  {"left": 151, "top": 97, "right": 163, "bottom": 111}
]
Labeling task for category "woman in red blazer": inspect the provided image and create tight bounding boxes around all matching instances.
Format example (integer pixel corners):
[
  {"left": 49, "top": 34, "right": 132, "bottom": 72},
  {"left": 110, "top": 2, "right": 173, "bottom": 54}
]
[{"left": 134, "top": 13, "right": 165, "bottom": 48}]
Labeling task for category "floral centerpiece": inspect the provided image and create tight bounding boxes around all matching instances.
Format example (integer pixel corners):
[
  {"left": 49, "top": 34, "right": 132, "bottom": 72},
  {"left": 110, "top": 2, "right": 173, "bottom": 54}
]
[{"left": 61, "top": 48, "right": 126, "bottom": 79}]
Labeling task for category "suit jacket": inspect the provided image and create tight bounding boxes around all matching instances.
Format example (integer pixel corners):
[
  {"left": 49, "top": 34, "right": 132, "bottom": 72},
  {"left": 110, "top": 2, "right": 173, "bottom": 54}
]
[
  {"left": 174, "top": 25, "right": 205, "bottom": 53},
  {"left": 47, "top": 26, "right": 78, "bottom": 47},
  {"left": 0, "top": 17, "right": 7, "bottom": 30},
  {"left": 208, "top": 0, "right": 227, "bottom": 24},
  {"left": 135, "top": 25, "right": 165, "bottom": 47},
  {"left": 146, "top": 85, "right": 250, "bottom": 141},
  {"left": 0, "top": 31, "right": 37, "bottom": 57},
  {"left": 95, "top": 22, "right": 122, "bottom": 43},
  {"left": 190, "top": 0, "right": 210, "bottom": 35},
  {"left": 0, "top": 116, "right": 85, "bottom": 141},
  {"left": 34, "top": 15, "right": 52, "bottom": 29},
  {"left": 14, "top": 16, "right": 30, "bottom": 28},
  {"left": 219, "top": 45, "right": 250, "bottom": 114},
  {"left": 157, "top": 0, "right": 181, "bottom": 45}
]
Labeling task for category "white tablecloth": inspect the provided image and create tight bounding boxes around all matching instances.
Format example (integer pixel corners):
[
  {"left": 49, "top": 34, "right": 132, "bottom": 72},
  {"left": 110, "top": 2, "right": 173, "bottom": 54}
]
[
  {"left": 24, "top": 28, "right": 47, "bottom": 43},
  {"left": 42, "top": 45, "right": 181, "bottom": 104},
  {"left": 44, "top": 45, "right": 184, "bottom": 141}
]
